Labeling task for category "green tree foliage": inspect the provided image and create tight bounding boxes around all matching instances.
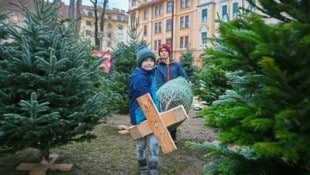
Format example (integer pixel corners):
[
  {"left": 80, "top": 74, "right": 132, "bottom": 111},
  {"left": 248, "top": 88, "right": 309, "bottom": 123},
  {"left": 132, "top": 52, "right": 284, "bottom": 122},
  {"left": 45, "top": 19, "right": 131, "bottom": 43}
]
[
  {"left": 192, "top": 65, "right": 230, "bottom": 104},
  {"left": 0, "top": 12, "right": 9, "bottom": 41},
  {"left": 106, "top": 16, "right": 147, "bottom": 114},
  {"left": 189, "top": 0, "right": 310, "bottom": 174},
  {"left": 0, "top": 0, "right": 115, "bottom": 158},
  {"left": 179, "top": 49, "right": 196, "bottom": 80}
]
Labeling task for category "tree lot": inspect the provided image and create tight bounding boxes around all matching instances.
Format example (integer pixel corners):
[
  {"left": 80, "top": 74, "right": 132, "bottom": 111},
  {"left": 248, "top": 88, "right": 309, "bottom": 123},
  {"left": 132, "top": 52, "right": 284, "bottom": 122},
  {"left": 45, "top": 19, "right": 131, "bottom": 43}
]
[{"left": 0, "top": 0, "right": 309, "bottom": 174}]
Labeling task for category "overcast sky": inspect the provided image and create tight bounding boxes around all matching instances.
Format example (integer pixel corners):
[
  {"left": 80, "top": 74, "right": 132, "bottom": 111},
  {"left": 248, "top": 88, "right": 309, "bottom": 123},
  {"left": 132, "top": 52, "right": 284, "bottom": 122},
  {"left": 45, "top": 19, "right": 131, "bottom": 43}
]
[{"left": 62, "top": 0, "right": 128, "bottom": 11}]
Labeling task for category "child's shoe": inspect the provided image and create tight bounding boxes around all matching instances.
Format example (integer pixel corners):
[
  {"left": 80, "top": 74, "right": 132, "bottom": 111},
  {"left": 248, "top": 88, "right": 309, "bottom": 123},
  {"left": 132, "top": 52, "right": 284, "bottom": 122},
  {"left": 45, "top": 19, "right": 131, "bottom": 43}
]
[
  {"left": 149, "top": 161, "right": 159, "bottom": 175},
  {"left": 138, "top": 159, "right": 149, "bottom": 175}
]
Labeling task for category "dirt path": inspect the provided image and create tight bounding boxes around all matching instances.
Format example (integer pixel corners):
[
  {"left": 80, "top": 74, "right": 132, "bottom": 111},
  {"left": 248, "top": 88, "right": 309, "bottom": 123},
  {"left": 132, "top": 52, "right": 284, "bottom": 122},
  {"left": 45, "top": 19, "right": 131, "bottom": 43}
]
[
  {"left": 0, "top": 109, "right": 217, "bottom": 175},
  {"left": 103, "top": 109, "right": 217, "bottom": 174}
]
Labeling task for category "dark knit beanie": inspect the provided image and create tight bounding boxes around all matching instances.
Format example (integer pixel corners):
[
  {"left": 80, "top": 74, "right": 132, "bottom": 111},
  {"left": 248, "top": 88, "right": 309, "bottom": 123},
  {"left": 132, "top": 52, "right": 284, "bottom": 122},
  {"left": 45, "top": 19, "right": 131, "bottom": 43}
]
[
  {"left": 136, "top": 46, "right": 156, "bottom": 67},
  {"left": 158, "top": 44, "right": 171, "bottom": 56}
]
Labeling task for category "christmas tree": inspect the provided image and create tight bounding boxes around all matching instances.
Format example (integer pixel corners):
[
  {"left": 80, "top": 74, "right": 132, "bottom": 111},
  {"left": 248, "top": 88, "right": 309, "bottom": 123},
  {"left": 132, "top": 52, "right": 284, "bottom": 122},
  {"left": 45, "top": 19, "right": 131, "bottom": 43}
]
[
  {"left": 190, "top": 0, "right": 309, "bottom": 174},
  {"left": 0, "top": 0, "right": 114, "bottom": 159},
  {"left": 179, "top": 48, "right": 196, "bottom": 80}
]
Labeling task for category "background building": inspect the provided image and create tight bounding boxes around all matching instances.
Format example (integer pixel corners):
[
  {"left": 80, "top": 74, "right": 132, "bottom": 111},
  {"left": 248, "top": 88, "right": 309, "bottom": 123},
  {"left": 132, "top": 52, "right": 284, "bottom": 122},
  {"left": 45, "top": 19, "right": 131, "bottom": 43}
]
[
  {"left": 128, "top": 0, "right": 263, "bottom": 67},
  {"left": 78, "top": 6, "right": 129, "bottom": 51},
  {"left": 1, "top": 0, "right": 129, "bottom": 51}
]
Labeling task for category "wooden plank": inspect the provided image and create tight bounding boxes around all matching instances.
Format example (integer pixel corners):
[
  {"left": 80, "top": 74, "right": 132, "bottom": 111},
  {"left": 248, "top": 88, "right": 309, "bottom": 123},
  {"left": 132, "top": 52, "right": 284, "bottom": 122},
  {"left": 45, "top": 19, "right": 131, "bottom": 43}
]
[
  {"left": 128, "top": 105, "right": 188, "bottom": 140},
  {"left": 137, "top": 93, "right": 177, "bottom": 154},
  {"left": 17, "top": 163, "right": 40, "bottom": 171},
  {"left": 17, "top": 154, "right": 72, "bottom": 175},
  {"left": 29, "top": 167, "right": 48, "bottom": 175},
  {"left": 49, "top": 164, "right": 73, "bottom": 171}
]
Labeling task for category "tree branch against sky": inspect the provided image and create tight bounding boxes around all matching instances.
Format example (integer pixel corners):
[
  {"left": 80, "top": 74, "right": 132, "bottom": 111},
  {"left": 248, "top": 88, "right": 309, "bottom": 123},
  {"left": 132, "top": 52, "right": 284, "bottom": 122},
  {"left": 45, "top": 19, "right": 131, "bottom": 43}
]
[{"left": 62, "top": 0, "right": 128, "bottom": 10}]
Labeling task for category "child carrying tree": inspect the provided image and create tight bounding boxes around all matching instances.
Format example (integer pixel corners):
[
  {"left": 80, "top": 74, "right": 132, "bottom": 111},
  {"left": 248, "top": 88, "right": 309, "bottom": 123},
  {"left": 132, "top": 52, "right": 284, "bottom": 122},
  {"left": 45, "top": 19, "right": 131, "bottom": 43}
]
[{"left": 128, "top": 46, "right": 160, "bottom": 175}]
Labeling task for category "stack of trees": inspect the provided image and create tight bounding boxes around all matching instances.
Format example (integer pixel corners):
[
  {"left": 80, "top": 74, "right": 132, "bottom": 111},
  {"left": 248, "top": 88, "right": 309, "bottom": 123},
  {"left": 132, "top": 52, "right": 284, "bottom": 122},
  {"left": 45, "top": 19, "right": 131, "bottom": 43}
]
[
  {"left": 0, "top": 0, "right": 116, "bottom": 160},
  {"left": 190, "top": 0, "right": 309, "bottom": 174}
]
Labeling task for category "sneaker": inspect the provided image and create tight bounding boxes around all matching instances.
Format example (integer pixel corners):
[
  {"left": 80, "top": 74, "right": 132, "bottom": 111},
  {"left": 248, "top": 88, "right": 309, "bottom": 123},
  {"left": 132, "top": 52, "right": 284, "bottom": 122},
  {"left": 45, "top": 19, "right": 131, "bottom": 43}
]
[
  {"left": 138, "top": 159, "right": 149, "bottom": 175},
  {"left": 149, "top": 161, "right": 158, "bottom": 175}
]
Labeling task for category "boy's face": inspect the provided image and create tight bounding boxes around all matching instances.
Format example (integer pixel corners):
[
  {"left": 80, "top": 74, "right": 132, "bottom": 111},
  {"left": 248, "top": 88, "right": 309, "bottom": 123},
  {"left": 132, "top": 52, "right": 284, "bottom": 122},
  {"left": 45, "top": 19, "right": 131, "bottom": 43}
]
[
  {"left": 159, "top": 48, "right": 169, "bottom": 59},
  {"left": 141, "top": 57, "right": 155, "bottom": 71}
]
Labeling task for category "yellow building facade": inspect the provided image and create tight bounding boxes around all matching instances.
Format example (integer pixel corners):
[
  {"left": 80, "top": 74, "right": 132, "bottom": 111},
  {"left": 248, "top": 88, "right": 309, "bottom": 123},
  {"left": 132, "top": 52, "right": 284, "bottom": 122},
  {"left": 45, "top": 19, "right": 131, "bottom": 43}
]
[
  {"left": 1, "top": 1, "right": 129, "bottom": 52},
  {"left": 77, "top": 6, "right": 129, "bottom": 51},
  {"left": 128, "top": 0, "right": 259, "bottom": 67}
]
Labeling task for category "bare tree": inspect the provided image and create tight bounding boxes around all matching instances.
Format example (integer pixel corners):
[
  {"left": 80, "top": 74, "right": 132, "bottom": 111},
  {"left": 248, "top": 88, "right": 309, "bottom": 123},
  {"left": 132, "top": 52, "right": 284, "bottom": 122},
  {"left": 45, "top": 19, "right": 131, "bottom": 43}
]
[
  {"left": 90, "top": 0, "right": 99, "bottom": 47},
  {"left": 100, "top": 0, "right": 108, "bottom": 32},
  {"left": 69, "top": 0, "right": 75, "bottom": 19},
  {"left": 76, "top": 0, "right": 82, "bottom": 32},
  {"left": 91, "top": 0, "right": 109, "bottom": 49}
]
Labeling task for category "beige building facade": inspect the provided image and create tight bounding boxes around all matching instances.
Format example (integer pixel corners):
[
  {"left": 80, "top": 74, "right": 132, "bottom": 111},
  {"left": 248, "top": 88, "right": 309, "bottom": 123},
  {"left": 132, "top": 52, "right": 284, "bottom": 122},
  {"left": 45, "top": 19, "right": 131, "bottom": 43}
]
[
  {"left": 128, "top": 0, "right": 260, "bottom": 67},
  {"left": 1, "top": 0, "right": 129, "bottom": 52},
  {"left": 78, "top": 6, "right": 129, "bottom": 51}
]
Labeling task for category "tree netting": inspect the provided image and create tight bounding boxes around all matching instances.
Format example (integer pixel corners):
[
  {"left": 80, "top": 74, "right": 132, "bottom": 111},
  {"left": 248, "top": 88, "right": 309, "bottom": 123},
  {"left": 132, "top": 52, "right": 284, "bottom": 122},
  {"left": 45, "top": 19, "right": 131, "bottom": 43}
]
[{"left": 157, "top": 77, "right": 193, "bottom": 114}]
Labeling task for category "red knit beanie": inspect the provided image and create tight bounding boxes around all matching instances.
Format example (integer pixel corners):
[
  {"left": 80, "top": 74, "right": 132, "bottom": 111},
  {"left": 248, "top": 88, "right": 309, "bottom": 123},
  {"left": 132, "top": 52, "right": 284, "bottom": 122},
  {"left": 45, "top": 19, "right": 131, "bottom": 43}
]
[{"left": 158, "top": 44, "right": 171, "bottom": 56}]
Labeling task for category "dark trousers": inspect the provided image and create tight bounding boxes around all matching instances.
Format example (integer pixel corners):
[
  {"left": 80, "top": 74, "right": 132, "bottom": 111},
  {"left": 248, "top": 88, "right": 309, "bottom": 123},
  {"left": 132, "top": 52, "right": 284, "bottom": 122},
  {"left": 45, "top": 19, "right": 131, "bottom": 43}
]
[{"left": 169, "top": 128, "right": 177, "bottom": 141}]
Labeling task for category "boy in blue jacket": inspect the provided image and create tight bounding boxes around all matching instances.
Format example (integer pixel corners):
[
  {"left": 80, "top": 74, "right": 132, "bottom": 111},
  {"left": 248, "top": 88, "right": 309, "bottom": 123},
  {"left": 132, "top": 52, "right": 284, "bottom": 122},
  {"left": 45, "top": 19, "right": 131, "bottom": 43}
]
[
  {"left": 155, "top": 44, "right": 189, "bottom": 144},
  {"left": 128, "top": 46, "right": 160, "bottom": 175}
]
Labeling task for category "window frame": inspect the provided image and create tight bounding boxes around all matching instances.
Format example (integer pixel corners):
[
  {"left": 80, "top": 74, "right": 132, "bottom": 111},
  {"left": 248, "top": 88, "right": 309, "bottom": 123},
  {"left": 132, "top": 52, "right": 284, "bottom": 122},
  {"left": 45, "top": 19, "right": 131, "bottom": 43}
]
[
  {"left": 166, "top": 19, "right": 172, "bottom": 31},
  {"left": 167, "top": 1, "right": 173, "bottom": 13},
  {"left": 201, "top": 8, "right": 208, "bottom": 23},
  {"left": 180, "top": 15, "right": 190, "bottom": 29}
]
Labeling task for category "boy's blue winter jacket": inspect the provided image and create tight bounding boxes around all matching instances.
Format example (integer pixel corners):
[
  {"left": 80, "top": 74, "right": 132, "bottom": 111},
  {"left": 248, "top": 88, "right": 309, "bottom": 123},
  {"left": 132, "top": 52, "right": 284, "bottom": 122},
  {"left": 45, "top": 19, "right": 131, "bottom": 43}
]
[
  {"left": 155, "top": 58, "right": 188, "bottom": 89},
  {"left": 128, "top": 67, "right": 159, "bottom": 125}
]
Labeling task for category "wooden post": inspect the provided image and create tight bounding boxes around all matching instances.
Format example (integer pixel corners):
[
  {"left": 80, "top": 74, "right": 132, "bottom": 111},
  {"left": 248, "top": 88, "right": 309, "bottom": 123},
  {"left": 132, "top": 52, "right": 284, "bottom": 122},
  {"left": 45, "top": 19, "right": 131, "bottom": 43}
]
[
  {"left": 134, "top": 93, "right": 188, "bottom": 154},
  {"left": 16, "top": 154, "right": 72, "bottom": 175}
]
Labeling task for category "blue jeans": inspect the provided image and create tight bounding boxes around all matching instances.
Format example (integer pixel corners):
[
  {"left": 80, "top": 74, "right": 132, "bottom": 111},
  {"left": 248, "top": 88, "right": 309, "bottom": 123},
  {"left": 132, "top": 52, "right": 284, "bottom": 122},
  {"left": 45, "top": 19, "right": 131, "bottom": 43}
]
[{"left": 136, "top": 134, "right": 159, "bottom": 162}]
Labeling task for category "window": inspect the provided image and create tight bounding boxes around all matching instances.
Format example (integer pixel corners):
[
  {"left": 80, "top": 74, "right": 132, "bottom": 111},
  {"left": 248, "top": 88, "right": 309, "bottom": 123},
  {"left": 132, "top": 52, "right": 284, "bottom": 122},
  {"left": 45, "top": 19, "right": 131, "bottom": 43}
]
[
  {"left": 154, "top": 40, "right": 161, "bottom": 51},
  {"left": 155, "top": 5, "right": 163, "bottom": 16},
  {"left": 86, "top": 30, "right": 92, "bottom": 36},
  {"left": 166, "top": 38, "right": 172, "bottom": 47},
  {"left": 180, "top": 36, "right": 189, "bottom": 48},
  {"left": 118, "top": 24, "right": 123, "bottom": 30},
  {"left": 181, "top": 0, "right": 190, "bottom": 9},
  {"left": 222, "top": 5, "right": 228, "bottom": 21},
  {"left": 86, "top": 20, "right": 92, "bottom": 26},
  {"left": 155, "top": 22, "right": 162, "bottom": 33},
  {"left": 201, "top": 9, "right": 208, "bottom": 22},
  {"left": 166, "top": 19, "right": 172, "bottom": 31},
  {"left": 132, "top": 0, "right": 137, "bottom": 6},
  {"left": 249, "top": 0, "right": 256, "bottom": 12},
  {"left": 180, "top": 16, "right": 189, "bottom": 29},
  {"left": 117, "top": 15, "right": 124, "bottom": 21},
  {"left": 160, "top": 6, "right": 163, "bottom": 15},
  {"left": 144, "top": 9, "right": 149, "bottom": 19},
  {"left": 87, "top": 11, "right": 93, "bottom": 17},
  {"left": 144, "top": 25, "right": 147, "bottom": 36},
  {"left": 167, "top": 1, "right": 173, "bottom": 12},
  {"left": 232, "top": 2, "right": 239, "bottom": 19},
  {"left": 108, "top": 23, "right": 112, "bottom": 28},
  {"left": 201, "top": 32, "right": 207, "bottom": 45}
]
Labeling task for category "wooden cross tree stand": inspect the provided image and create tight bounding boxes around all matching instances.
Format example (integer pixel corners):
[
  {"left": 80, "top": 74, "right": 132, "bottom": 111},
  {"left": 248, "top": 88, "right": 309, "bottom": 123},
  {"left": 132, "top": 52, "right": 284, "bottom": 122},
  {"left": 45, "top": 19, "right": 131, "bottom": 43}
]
[
  {"left": 129, "top": 93, "right": 189, "bottom": 154},
  {"left": 16, "top": 153, "right": 72, "bottom": 175}
]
